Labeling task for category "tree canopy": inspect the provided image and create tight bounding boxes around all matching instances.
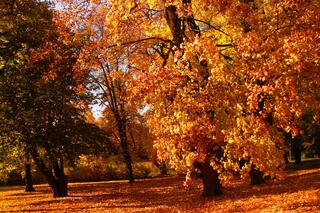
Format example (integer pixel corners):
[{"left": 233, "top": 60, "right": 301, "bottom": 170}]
[
  {"left": 1, "top": 0, "right": 319, "bottom": 197},
  {"left": 58, "top": 0, "right": 319, "bottom": 195},
  {"left": 0, "top": 0, "right": 113, "bottom": 197}
]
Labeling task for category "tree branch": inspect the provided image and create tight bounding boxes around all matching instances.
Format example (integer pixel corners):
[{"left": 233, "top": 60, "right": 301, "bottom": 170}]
[
  {"left": 192, "top": 18, "right": 230, "bottom": 36},
  {"left": 107, "top": 37, "right": 173, "bottom": 49}
]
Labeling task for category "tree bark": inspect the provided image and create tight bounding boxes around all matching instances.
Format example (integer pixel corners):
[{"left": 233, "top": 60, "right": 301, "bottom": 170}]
[
  {"left": 51, "top": 176, "right": 68, "bottom": 197},
  {"left": 117, "top": 119, "right": 134, "bottom": 183},
  {"left": 28, "top": 145, "right": 68, "bottom": 197},
  {"left": 159, "top": 161, "right": 167, "bottom": 175},
  {"left": 51, "top": 161, "right": 68, "bottom": 197},
  {"left": 198, "top": 159, "right": 222, "bottom": 196},
  {"left": 292, "top": 137, "right": 302, "bottom": 164},
  {"left": 165, "top": 5, "right": 183, "bottom": 46},
  {"left": 249, "top": 165, "right": 264, "bottom": 185},
  {"left": 154, "top": 160, "right": 168, "bottom": 175},
  {"left": 25, "top": 163, "right": 35, "bottom": 192},
  {"left": 284, "top": 151, "right": 289, "bottom": 164}
]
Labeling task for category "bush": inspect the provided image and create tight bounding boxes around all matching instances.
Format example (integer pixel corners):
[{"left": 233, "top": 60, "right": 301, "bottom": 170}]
[
  {"left": 67, "top": 155, "right": 161, "bottom": 182},
  {"left": 133, "top": 162, "right": 161, "bottom": 179},
  {"left": 0, "top": 155, "right": 165, "bottom": 186},
  {"left": 3, "top": 170, "right": 23, "bottom": 186}
]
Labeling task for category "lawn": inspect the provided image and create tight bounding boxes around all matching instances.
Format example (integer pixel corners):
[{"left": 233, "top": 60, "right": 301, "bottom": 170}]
[{"left": 0, "top": 166, "right": 319, "bottom": 212}]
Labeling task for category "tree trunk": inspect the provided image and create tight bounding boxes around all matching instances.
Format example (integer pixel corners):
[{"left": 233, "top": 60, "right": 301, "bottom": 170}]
[
  {"left": 154, "top": 160, "right": 168, "bottom": 175},
  {"left": 25, "top": 163, "right": 35, "bottom": 192},
  {"left": 249, "top": 165, "right": 264, "bottom": 185},
  {"left": 292, "top": 137, "right": 302, "bottom": 164},
  {"left": 28, "top": 145, "right": 68, "bottom": 197},
  {"left": 198, "top": 159, "right": 222, "bottom": 196},
  {"left": 284, "top": 151, "right": 289, "bottom": 164},
  {"left": 51, "top": 176, "right": 68, "bottom": 198},
  {"left": 159, "top": 161, "right": 167, "bottom": 175},
  {"left": 51, "top": 161, "right": 68, "bottom": 197},
  {"left": 122, "top": 146, "right": 134, "bottom": 183},
  {"left": 294, "top": 147, "right": 302, "bottom": 164},
  {"left": 117, "top": 120, "right": 134, "bottom": 183}
]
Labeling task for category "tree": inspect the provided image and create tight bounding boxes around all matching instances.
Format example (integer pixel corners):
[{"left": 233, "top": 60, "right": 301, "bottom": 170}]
[
  {"left": 0, "top": 0, "right": 53, "bottom": 191},
  {"left": 57, "top": 0, "right": 151, "bottom": 183},
  {"left": 1, "top": 2, "right": 113, "bottom": 196},
  {"left": 59, "top": 0, "right": 320, "bottom": 196},
  {"left": 92, "top": 61, "right": 136, "bottom": 183},
  {"left": 24, "top": 161, "right": 36, "bottom": 192},
  {"left": 229, "top": 0, "right": 320, "bottom": 171}
]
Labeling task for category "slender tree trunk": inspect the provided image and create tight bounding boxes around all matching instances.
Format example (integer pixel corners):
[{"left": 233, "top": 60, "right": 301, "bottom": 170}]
[
  {"left": 159, "top": 161, "right": 167, "bottom": 175},
  {"left": 294, "top": 147, "right": 302, "bottom": 164},
  {"left": 117, "top": 119, "right": 134, "bottom": 183},
  {"left": 284, "top": 151, "right": 289, "bottom": 164},
  {"left": 198, "top": 159, "right": 222, "bottom": 196},
  {"left": 152, "top": 152, "right": 167, "bottom": 175},
  {"left": 249, "top": 165, "right": 264, "bottom": 185},
  {"left": 153, "top": 160, "right": 167, "bottom": 175},
  {"left": 25, "top": 163, "right": 35, "bottom": 192},
  {"left": 292, "top": 137, "right": 302, "bottom": 164}
]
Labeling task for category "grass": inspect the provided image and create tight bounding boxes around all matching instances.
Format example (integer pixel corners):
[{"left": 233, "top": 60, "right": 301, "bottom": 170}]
[
  {"left": 0, "top": 166, "right": 319, "bottom": 212},
  {"left": 288, "top": 156, "right": 320, "bottom": 163}
]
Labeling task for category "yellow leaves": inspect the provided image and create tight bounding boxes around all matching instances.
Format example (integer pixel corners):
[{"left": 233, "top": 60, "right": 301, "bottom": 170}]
[
  {"left": 163, "top": 0, "right": 182, "bottom": 8},
  {"left": 225, "top": 114, "right": 286, "bottom": 179},
  {"left": 285, "top": 53, "right": 300, "bottom": 65},
  {"left": 144, "top": 19, "right": 172, "bottom": 39},
  {"left": 54, "top": 0, "right": 320, "bottom": 192},
  {"left": 146, "top": 0, "right": 162, "bottom": 10},
  {"left": 285, "top": 125, "right": 301, "bottom": 137},
  {"left": 185, "top": 152, "right": 197, "bottom": 167}
]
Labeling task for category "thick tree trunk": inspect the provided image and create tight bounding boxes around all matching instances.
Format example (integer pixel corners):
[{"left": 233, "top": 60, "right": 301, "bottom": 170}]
[
  {"left": 117, "top": 120, "right": 134, "bottom": 183},
  {"left": 51, "top": 161, "right": 68, "bottom": 197},
  {"left": 51, "top": 176, "right": 68, "bottom": 198},
  {"left": 198, "top": 160, "right": 222, "bottom": 196},
  {"left": 28, "top": 145, "right": 68, "bottom": 197},
  {"left": 25, "top": 163, "right": 35, "bottom": 192},
  {"left": 165, "top": 5, "right": 183, "bottom": 46},
  {"left": 249, "top": 165, "right": 264, "bottom": 185}
]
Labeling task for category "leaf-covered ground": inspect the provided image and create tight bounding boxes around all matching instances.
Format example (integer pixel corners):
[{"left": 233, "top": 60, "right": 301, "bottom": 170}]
[{"left": 1, "top": 167, "right": 319, "bottom": 212}]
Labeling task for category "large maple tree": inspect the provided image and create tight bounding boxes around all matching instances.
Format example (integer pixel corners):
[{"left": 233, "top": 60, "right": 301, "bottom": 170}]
[{"left": 58, "top": 0, "right": 320, "bottom": 196}]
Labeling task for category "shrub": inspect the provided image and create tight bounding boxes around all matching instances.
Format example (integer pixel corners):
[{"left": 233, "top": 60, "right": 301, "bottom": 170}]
[{"left": 67, "top": 155, "right": 161, "bottom": 182}]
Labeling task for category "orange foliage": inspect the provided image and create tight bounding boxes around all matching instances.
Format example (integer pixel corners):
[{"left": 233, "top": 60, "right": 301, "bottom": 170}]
[{"left": 56, "top": 0, "right": 320, "bottom": 186}]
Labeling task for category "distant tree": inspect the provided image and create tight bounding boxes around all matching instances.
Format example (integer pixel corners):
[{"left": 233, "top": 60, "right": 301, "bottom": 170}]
[{"left": 56, "top": 7, "right": 145, "bottom": 182}]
